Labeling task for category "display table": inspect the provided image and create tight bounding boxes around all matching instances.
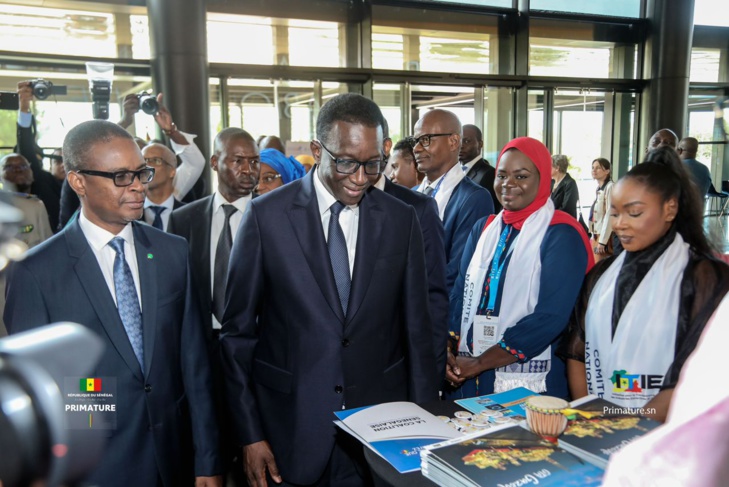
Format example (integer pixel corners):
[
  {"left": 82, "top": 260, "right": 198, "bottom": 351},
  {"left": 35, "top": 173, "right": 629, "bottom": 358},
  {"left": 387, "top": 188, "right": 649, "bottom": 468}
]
[{"left": 364, "top": 399, "right": 462, "bottom": 487}]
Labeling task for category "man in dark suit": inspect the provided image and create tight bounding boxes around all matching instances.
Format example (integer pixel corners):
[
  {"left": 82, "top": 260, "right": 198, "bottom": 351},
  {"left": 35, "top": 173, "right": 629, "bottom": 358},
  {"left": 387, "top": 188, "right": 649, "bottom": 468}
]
[
  {"left": 142, "top": 142, "right": 185, "bottom": 231},
  {"left": 4, "top": 120, "right": 221, "bottom": 487},
  {"left": 167, "top": 127, "right": 259, "bottom": 336},
  {"left": 370, "top": 168, "right": 449, "bottom": 379},
  {"left": 459, "top": 124, "right": 501, "bottom": 213},
  {"left": 221, "top": 93, "right": 438, "bottom": 487},
  {"left": 411, "top": 110, "right": 494, "bottom": 291}
]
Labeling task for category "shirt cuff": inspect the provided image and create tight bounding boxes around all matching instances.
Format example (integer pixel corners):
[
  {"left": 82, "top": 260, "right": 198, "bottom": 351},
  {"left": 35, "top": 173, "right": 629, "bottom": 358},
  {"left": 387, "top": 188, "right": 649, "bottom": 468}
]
[
  {"left": 170, "top": 130, "right": 196, "bottom": 155},
  {"left": 498, "top": 340, "right": 528, "bottom": 363},
  {"left": 18, "top": 111, "right": 32, "bottom": 128}
]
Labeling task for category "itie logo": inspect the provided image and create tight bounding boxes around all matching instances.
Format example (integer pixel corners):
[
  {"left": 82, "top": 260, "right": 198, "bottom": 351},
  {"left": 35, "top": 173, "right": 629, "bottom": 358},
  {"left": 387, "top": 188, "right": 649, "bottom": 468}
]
[
  {"left": 610, "top": 370, "right": 662, "bottom": 393},
  {"left": 80, "top": 378, "right": 102, "bottom": 392}
]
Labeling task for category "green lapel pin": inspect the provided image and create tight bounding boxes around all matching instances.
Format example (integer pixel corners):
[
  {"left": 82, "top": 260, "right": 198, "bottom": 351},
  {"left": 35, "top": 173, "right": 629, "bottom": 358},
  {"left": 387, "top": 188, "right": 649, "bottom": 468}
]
[{"left": 147, "top": 253, "right": 153, "bottom": 259}]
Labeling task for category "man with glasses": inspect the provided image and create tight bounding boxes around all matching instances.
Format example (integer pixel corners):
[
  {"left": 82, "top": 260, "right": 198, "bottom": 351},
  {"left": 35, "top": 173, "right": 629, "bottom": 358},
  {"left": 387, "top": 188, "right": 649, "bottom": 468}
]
[
  {"left": 221, "top": 93, "right": 437, "bottom": 487},
  {"left": 409, "top": 109, "right": 493, "bottom": 291},
  {"left": 141, "top": 142, "right": 185, "bottom": 231},
  {"left": 4, "top": 120, "right": 222, "bottom": 487}
]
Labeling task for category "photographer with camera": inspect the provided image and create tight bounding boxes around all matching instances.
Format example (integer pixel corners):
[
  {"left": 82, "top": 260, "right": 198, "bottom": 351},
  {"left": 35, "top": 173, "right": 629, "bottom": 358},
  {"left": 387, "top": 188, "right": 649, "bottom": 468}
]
[
  {"left": 58, "top": 92, "right": 206, "bottom": 229},
  {"left": 15, "top": 80, "right": 63, "bottom": 231}
]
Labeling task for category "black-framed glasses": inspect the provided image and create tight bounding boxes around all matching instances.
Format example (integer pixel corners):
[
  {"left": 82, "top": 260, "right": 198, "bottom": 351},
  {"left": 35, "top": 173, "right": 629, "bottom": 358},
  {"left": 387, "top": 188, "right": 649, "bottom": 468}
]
[
  {"left": 316, "top": 140, "right": 384, "bottom": 175},
  {"left": 144, "top": 156, "right": 175, "bottom": 169},
  {"left": 405, "top": 133, "right": 454, "bottom": 149},
  {"left": 76, "top": 167, "right": 156, "bottom": 187}
]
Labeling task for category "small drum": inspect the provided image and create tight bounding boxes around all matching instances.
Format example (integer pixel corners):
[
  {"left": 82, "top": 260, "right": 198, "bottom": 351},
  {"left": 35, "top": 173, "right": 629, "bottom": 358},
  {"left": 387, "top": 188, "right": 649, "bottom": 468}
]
[{"left": 525, "top": 396, "right": 569, "bottom": 438}]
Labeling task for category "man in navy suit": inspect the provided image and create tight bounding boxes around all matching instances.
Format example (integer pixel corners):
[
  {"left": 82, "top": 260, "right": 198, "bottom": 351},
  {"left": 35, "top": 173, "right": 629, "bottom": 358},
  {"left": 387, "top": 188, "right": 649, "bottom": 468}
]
[
  {"left": 4, "top": 120, "right": 221, "bottom": 487},
  {"left": 459, "top": 124, "right": 501, "bottom": 214},
  {"left": 220, "top": 93, "right": 438, "bottom": 487},
  {"left": 411, "top": 109, "right": 494, "bottom": 291}
]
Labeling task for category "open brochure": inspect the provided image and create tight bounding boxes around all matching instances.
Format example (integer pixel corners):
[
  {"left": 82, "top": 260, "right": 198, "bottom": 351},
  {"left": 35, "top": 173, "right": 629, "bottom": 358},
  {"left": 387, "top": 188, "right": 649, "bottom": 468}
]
[
  {"left": 334, "top": 401, "right": 462, "bottom": 473},
  {"left": 421, "top": 424, "right": 604, "bottom": 487},
  {"left": 455, "top": 386, "right": 537, "bottom": 422},
  {"left": 557, "top": 395, "right": 660, "bottom": 468}
]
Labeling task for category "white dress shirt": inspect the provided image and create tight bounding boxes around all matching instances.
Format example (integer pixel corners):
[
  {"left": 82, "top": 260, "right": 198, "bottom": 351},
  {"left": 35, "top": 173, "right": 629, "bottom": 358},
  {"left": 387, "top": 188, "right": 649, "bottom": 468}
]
[
  {"left": 143, "top": 194, "right": 176, "bottom": 231},
  {"left": 170, "top": 131, "right": 205, "bottom": 200},
  {"left": 210, "top": 192, "right": 251, "bottom": 329},
  {"left": 461, "top": 154, "right": 481, "bottom": 173},
  {"left": 78, "top": 211, "right": 142, "bottom": 310},
  {"left": 416, "top": 162, "right": 466, "bottom": 220},
  {"left": 313, "top": 167, "right": 359, "bottom": 277}
]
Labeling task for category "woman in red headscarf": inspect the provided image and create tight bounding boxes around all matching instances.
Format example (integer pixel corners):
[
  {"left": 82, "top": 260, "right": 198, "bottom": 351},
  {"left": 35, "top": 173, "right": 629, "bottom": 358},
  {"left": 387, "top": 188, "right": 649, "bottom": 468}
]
[{"left": 445, "top": 137, "right": 593, "bottom": 400}]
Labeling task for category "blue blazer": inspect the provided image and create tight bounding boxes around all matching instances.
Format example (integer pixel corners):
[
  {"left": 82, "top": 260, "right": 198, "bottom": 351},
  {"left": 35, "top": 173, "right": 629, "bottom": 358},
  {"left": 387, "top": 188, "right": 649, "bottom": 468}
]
[
  {"left": 220, "top": 170, "right": 439, "bottom": 485},
  {"left": 4, "top": 220, "right": 221, "bottom": 486},
  {"left": 443, "top": 176, "right": 494, "bottom": 290},
  {"left": 383, "top": 178, "right": 449, "bottom": 377}
]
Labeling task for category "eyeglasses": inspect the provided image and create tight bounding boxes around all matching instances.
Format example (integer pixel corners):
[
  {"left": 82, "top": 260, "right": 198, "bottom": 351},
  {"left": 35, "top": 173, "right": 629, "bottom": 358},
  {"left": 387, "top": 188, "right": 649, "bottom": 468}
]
[
  {"left": 260, "top": 173, "right": 282, "bottom": 184},
  {"left": 316, "top": 140, "right": 384, "bottom": 175},
  {"left": 76, "top": 167, "right": 156, "bottom": 187},
  {"left": 144, "top": 156, "right": 175, "bottom": 169},
  {"left": 405, "top": 133, "right": 454, "bottom": 149}
]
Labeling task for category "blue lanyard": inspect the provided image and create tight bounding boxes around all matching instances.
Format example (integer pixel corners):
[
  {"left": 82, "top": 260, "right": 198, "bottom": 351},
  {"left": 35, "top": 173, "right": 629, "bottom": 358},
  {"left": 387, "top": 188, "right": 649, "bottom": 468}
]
[
  {"left": 481, "top": 225, "right": 513, "bottom": 314},
  {"left": 424, "top": 176, "right": 446, "bottom": 198}
]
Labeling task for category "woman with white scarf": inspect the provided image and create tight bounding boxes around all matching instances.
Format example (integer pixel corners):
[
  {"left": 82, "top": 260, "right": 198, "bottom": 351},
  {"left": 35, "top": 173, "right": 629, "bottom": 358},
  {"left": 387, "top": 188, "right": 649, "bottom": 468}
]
[
  {"left": 561, "top": 146, "right": 729, "bottom": 421},
  {"left": 446, "top": 137, "right": 593, "bottom": 400}
]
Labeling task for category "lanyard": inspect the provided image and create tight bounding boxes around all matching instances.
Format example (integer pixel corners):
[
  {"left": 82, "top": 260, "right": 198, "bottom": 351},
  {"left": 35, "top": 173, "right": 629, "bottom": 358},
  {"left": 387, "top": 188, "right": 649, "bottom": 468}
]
[
  {"left": 425, "top": 175, "right": 446, "bottom": 198},
  {"left": 480, "top": 225, "right": 514, "bottom": 314}
]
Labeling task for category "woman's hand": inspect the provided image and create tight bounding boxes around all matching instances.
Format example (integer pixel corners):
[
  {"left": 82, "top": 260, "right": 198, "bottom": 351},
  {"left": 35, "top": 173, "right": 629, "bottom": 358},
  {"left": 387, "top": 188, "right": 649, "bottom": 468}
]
[
  {"left": 445, "top": 348, "right": 464, "bottom": 386},
  {"left": 454, "top": 355, "right": 487, "bottom": 380}
]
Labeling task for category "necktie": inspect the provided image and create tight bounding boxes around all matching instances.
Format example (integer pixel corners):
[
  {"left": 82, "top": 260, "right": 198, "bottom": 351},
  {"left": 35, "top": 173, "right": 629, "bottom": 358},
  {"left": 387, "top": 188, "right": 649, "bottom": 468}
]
[
  {"left": 150, "top": 206, "right": 165, "bottom": 230},
  {"left": 108, "top": 237, "right": 144, "bottom": 370},
  {"left": 423, "top": 185, "right": 435, "bottom": 197},
  {"left": 462, "top": 164, "right": 469, "bottom": 173},
  {"left": 212, "top": 204, "right": 238, "bottom": 323},
  {"left": 328, "top": 201, "right": 351, "bottom": 316}
]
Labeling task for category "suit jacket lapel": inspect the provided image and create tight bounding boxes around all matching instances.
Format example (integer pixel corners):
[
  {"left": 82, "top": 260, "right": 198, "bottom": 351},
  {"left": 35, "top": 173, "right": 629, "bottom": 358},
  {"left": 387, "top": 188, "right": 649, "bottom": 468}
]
[
  {"left": 195, "top": 197, "right": 214, "bottom": 308},
  {"left": 133, "top": 223, "right": 157, "bottom": 377},
  {"left": 288, "top": 172, "right": 345, "bottom": 323},
  {"left": 66, "top": 221, "right": 144, "bottom": 381},
  {"left": 347, "top": 190, "right": 383, "bottom": 324}
]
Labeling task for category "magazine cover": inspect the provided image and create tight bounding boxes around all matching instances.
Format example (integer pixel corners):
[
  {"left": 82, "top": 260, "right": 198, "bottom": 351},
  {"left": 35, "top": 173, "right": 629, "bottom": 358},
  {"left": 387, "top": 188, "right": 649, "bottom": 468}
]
[
  {"left": 424, "top": 425, "right": 603, "bottom": 487},
  {"left": 334, "top": 401, "right": 461, "bottom": 473},
  {"left": 558, "top": 396, "right": 660, "bottom": 468},
  {"left": 455, "top": 387, "right": 537, "bottom": 422}
]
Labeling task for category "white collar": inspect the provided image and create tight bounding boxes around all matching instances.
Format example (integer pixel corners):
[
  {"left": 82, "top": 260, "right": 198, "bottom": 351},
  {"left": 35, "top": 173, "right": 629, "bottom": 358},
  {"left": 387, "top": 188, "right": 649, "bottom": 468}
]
[
  {"left": 78, "top": 210, "right": 135, "bottom": 252},
  {"left": 213, "top": 191, "right": 250, "bottom": 214},
  {"left": 313, "top": 166, "right": 360, "bottom": 216},
  {"left": 144, "top": 193, "right": 175, "bottom": 210},
  {"left": 373, "top": 174, "right": 387, "bottom": 191},
  {"left": 462, "top": 154, "right": 482, "bottom": 172}
]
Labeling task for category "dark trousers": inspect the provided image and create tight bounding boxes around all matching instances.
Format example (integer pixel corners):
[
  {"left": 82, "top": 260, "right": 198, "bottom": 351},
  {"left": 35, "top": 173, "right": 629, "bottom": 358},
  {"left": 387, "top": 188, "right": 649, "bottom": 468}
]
[{"left": 267, "top": 431, "right": 374, "bottom": 487}]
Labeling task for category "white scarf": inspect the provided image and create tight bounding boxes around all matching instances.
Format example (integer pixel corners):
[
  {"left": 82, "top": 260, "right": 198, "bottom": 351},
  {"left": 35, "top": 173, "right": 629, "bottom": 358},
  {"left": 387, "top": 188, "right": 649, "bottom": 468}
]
[
  {"left": 585, "top": 233, "right": 689, "bottom": 408},
  {"left": 458, "top": 199, "right": 556, "bottom": 393}
]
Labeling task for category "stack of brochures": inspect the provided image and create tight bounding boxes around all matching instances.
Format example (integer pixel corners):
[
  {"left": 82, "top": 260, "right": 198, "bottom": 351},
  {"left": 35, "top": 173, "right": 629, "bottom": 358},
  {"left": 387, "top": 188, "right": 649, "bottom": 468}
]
[
  {"left": 557, "top": 395, "right": 660, "bottom": 468},
  {"left": 421, "top": 424, "right": 604, "bottom": 487}
]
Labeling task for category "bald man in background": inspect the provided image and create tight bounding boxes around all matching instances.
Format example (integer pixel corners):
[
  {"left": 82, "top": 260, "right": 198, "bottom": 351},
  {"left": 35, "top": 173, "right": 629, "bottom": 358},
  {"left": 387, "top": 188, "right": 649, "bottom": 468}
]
[
  {"left": 647, "top": 128, "right": 679, "bottom": 153},
  {"left": 679, "top": 136, "right": 712, "bottom": 198},
  {"left": 142, "top": 143, "right": 185, "bottom": 231},
  {"left": 411, "top": 109, "right": 493, "bottom": 291}
]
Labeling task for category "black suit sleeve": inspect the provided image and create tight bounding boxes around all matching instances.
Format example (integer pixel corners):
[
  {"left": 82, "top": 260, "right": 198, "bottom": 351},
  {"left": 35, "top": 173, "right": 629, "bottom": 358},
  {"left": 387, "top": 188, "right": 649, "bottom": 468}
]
[
  {"left": 562, "top": 178, "right": 579, "bottom": 218},
  {"left": 17, "top": 120, "right": 60, "bottom": 231},
  {"left": 219, "top": 203, "right": 267, "bottom": 446},
  {"left": 4, "top": 260, "right": 51, "bottom": 332}
]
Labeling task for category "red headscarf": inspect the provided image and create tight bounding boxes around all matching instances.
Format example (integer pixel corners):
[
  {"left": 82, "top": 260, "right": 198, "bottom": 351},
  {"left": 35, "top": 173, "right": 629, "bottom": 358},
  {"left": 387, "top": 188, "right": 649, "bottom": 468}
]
[{"left": 491, "top": 136, "right": 594, "bottom": 273}]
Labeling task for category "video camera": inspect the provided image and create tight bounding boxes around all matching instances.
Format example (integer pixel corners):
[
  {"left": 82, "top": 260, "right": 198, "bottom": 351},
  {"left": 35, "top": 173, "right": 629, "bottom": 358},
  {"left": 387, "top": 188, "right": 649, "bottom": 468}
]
[
  {"left": 136, "top": 92, "right": 159, "bottom": 116},
  {"left": 29, "top": 79, "right": 67, "bottom": 100}
]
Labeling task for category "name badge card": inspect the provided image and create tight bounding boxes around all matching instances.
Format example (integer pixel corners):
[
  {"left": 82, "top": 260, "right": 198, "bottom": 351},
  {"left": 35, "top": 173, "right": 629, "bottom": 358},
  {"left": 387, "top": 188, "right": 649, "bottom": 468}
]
[{"left": 473, "top": 314, "right": 500, "bottom": 356}]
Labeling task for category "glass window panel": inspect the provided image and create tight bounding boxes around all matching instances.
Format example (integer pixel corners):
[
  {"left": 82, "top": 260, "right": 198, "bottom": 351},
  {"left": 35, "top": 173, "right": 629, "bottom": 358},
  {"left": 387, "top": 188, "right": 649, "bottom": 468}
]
[
  {"left": 130, "top": 15, "right": 151, "bottom": 60},
  {"left": 482, "top": 87, "right": 513, "bottom": 161},
  {"left": 373, "top": 83, "right": 404, "bottom": 142},
  {"left": 690, "top": 48, "right": 722, "bottom": 82},
  {"left": 0, "top": 5, "right": 117, "bottom": 58},
  {"left": 372, "top": 6, "right": 500, "bottom": 74},
  {"left": 527, "top": 90, "right": 544, "bottom": 142},
  {"left": 207, "top": 14, "right": 273, "bottom": 64},
  {"left": 409, "top": 0, "right": 512, "bottom": 7},
  {"left": 694, "top": 0, "right": 729, "bottom": 27},
  {"left": 530, "top": 0, "right": 640, "bottom": 18},
  {"left": 530, "top": 20, "right": 638, "bottom": 79},
  {"left": 412, "top": 85, "right": 475, "bottom": 126},
  {"left": 288, "top": 20, "right": 342, "bottom": 68}
]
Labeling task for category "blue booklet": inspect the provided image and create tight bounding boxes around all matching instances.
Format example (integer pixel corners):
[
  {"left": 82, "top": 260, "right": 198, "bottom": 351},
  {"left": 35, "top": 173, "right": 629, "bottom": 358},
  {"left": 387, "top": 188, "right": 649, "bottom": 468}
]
[{"left": 454, "top": 387, "right": 538, "bottom": 423}]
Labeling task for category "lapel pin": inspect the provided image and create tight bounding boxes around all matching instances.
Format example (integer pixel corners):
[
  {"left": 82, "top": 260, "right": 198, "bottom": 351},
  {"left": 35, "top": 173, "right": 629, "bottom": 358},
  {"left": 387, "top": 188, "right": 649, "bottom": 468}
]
[{"left": 147, "top": 253, "right": 154, "bottom": 259}]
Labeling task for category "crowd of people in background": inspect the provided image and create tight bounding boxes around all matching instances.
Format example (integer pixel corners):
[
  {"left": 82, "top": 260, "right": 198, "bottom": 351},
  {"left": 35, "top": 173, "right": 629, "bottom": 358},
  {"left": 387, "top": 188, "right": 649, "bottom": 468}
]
[{"left": 0, "top": 81, "right": 727, "bottom": 487}]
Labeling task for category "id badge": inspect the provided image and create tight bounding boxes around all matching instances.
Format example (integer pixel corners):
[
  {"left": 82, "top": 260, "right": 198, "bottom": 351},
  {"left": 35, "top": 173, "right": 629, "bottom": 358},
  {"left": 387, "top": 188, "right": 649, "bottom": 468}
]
[{"left": 473, "top": 314, "right": 500, "bottom": 356}]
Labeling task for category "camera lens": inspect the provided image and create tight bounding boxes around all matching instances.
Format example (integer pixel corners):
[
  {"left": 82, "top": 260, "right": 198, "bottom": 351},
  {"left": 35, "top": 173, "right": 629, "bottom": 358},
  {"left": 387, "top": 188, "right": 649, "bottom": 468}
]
[
  {"left": 33, "top": 82, "right": 50, "bottom": 100},
  {"left": 138, "top": 94, "right": 159, "bottom": 115}
]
